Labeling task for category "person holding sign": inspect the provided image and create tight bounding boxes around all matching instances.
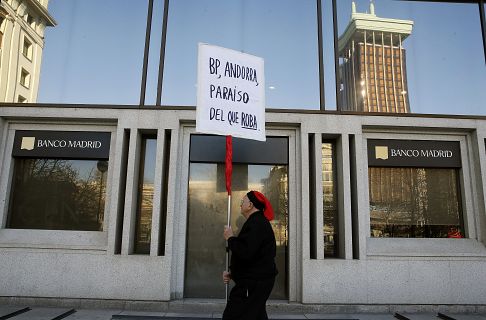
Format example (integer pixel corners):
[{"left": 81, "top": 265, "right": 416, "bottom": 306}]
[{"left": 222, "top": 191, "right": 277, "bottom": 320}]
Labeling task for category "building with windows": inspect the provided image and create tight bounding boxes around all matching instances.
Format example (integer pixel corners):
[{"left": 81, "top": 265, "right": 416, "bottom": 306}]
[
  {"left": 0, "top": 0, "right": 56, "bottom": 103},
  {"left": 0, "top": 0, "right": 486, "bottom": 314},
  {"left": 338, "top": 1, "right": 413, "bottom": 113}
]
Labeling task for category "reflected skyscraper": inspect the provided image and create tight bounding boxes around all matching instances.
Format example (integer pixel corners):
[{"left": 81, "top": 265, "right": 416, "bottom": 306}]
[
  {"left": 0, "top": 0, "right": 55, "bottom": 103},
  {"left": 338, "top": 1, "right": 414, "bottom": 113}
]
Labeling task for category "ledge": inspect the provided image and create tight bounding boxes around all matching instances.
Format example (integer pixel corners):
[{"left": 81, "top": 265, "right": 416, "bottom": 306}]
[
  {"left": 0, "top": 228, "right": 107, "bottom": 251},
  {"left": 367, "top": 237, "right": 486, "bottom": 258}
]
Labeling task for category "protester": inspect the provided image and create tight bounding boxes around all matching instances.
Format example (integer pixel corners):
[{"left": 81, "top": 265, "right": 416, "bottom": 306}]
[{"left": 222, "top": 190, "right": 278, "bottom": 320}]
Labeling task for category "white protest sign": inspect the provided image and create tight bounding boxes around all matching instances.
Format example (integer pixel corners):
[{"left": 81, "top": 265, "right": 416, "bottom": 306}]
[{"left": 196, "top": 43, "right": 265, "bottom": 141}]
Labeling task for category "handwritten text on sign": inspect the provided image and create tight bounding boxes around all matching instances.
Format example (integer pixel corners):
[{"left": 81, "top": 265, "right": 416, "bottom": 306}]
[{"left": 196, "top": 44, "right": 265, "bottom": 141}]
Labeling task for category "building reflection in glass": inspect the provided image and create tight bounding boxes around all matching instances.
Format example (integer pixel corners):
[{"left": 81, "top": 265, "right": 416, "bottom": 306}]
[
  {"left": 338, "top": 1, "right": 413, "bottom": 113},
  {"left": 8, "top": 158, "right": 107, "bottom": 231},
  {"left": 369, "top": 167, "right": 463, "bottom": 238},
  {"left": 322, "top": 142, "right": 338, "bottom": 257},
  {"left": 134, "top": 137, "right": 157, "bottom": 254},
  {"left": 185, "top": 163, "right": 288, "bottom": 299}
]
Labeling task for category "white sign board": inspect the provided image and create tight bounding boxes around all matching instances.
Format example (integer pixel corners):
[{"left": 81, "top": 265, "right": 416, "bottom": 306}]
[{"left": 196, "top": 43, "right": 265, "bottom": 141}]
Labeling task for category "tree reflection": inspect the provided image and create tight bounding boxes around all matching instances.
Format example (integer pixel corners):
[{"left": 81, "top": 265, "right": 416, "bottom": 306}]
[
  {"left": 369, "top": 167, "right": 462, "bottom": 238},
  {"left": 8, "top": 158, "right": 107, "bottom": 231},
  {"left": 262, "top": 166, "right": 288, "bottom": 247}
]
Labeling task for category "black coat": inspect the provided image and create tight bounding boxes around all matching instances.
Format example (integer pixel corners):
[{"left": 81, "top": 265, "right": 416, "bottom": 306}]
[{"left": 228, "top": 211, "right": 277, "bottom": 281}]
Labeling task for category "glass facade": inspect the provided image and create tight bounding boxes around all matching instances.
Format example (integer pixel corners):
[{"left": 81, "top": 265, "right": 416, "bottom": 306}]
[
  {"left": 369, "top": 167, "right": 464, "bottom": 238},
  {"left": 37, "top": 0, "right": 148, "bottom": 104},
  {"left": 321, "top": 0, "right": 337, "bottom": 110},
  {"left": 1, "top": 0, "right": 484, "bottom": 115},
  {"left": 163, "top": 0, "right": 319, "bottom": 109},
  {"left": 8, "top": 158, "right": 107, "bottom": 231},
  {"left": 337, "top": 0, "right": 486, "bottom": 115}
]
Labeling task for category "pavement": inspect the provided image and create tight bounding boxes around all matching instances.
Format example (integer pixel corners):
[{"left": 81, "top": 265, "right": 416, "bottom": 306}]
[{"left": 1, "top": 305, "right": 486, "bottom": 320}]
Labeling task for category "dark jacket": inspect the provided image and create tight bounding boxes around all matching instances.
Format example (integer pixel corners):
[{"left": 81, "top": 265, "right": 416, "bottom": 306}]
[{"left": 228, "top": 211, "right": 277, "bottom": 281}]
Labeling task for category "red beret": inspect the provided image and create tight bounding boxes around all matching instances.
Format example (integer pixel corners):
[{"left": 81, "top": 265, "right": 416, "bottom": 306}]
[{"left": 247, "top": 190, "right": 274, "bottom": 221}]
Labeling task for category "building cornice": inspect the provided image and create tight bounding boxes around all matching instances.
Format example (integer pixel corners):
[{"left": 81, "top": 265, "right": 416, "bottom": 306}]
[
  {"left": 0, "top": 5, "right": 8, "bottom": 18},
  {"left": 25, "top": 0, "right": 57, "bottom": 26},
  {"left": 338, "top": 13, "right": 414, "bottom": 53},
  {"left": 1, "top": 103, "right": 485, "bottom": 121}
]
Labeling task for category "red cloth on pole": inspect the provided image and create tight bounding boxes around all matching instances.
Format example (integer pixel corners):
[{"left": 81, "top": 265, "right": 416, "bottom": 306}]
[
  {"left": 447, "top": 229, "right": 463, "bottom": 238},
  {"left": 225, "top": 135, "right": 233, "bottom": 195}
]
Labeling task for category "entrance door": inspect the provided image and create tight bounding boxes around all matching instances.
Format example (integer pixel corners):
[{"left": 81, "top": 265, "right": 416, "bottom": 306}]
[{"left": 184, "top": 135, "right": 288, "bottom": 299}]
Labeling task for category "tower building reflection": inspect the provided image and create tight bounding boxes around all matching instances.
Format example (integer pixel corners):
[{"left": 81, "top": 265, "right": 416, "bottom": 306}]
[{"left": 338, "top": 1, "right": 414, "bottom": 113}]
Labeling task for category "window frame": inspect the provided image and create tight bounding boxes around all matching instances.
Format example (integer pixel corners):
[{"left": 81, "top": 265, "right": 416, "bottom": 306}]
[
  {"left": 363, "top": 131, "right": 479, "bottom": 257},
  {"left": 22, "top": 36, "right": 33, "bottom": 61},
  {"left": 133, "top": 133, "right": 158, "bottom": 255},
  {"left": 0, "top": 124, "right": 115, "bottom": 251},
  {"left": 19, "top": 68, "right": 30, "bottom": 88},
  {"left": 175, "top": 125, "right": 299, "bottom": 301},
  {"left": 321, "top": 139, "right": 339, "bottom": 258}
]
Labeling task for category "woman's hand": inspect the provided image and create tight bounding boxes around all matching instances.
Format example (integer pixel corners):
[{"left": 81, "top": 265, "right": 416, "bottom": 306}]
[
  {"left": 223, "top": 271, "right": 231, "bottom": 284},
  {"left": 223, "top": 226, "right": 234, "bottom": 240}
]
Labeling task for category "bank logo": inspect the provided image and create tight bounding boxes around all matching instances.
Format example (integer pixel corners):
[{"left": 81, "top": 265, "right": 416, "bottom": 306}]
[
  {"left": 21, "top": 137, "right": 35, "bottom": 150},
  {"left": 375, "top": 146, "right": 388, "bottom": 160}
]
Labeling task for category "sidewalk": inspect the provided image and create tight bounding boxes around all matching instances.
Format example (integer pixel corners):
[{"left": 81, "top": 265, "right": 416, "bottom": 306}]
[{"left": 2, "top": 305, "right": 486, "bottom": 320}]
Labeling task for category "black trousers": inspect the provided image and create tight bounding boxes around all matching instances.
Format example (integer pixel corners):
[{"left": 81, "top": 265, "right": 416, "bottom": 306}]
[{"left": 222, "top": 277, "right": 275, "bottom": 320}]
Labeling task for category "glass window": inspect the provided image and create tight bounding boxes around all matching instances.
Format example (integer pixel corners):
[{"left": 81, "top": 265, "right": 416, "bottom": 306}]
[
  {"left": 8, "top": 158, "right": 108, "bottom": 231},
  {"left": 37, "top": 0, "right": 148, "bottom": 104},
  {"left": 322, "top": 142, "right": 338, "bottom": 257},
  {"left": 20, "top": 69, "right": 30, "bottom": 88},
  {"left": 26, "top": 14, "right": 35, "bottom": 29},
  {"left": 369, "top": 167, "right": 464, "bottom": 238},
  {"left": 337, "top": 0, "right": 486, "bottom": 115},
  {"left": 163, "top": 0, "right": 319, "bottom": 109},
  {"left": 134, "top": 136, "right": 157, "bottom": 254},
  {"left": 1, "top": 18, "right": 5, "bottom": 49},
  {"left": 23, "top": 37, "right": 33, "bottom": 60},
  {"left": 322, "top": 0, "right": 337, "bottom": 110}
]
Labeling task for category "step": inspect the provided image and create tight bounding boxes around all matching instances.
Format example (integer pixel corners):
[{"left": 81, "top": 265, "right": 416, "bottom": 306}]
[
  {"left": 0, "top": 307, "right": 30, "bottom": 319},
  {"left": 6, "top": 307, "right": 75, "bottom": 320},
  {"left": 438, "top": 314, "right": 486, "bottom": 320}
]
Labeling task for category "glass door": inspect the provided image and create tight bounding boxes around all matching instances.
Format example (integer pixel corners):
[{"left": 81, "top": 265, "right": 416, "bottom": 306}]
[{"left": 184, "top": 135, "right": 288, "bottom": 299}]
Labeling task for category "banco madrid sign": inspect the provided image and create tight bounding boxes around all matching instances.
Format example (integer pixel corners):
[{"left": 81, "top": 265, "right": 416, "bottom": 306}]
[
  {"left": 13, "top": 130, "right": 111, "bottom": 160},
  {"left": 367, "top": 139, "right": 461, "bottom": 168}
]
